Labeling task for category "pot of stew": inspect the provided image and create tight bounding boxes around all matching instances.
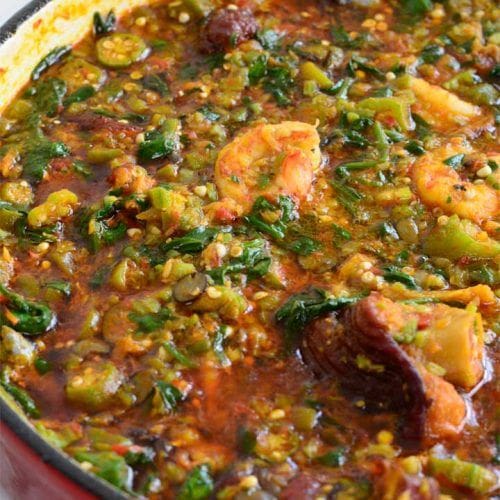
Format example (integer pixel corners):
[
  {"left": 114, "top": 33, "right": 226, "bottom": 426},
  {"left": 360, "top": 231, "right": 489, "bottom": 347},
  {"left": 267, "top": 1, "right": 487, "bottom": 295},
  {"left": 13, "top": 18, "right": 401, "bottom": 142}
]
[{"left": 0, "top": 0, "right": 499, "bottom": 498}]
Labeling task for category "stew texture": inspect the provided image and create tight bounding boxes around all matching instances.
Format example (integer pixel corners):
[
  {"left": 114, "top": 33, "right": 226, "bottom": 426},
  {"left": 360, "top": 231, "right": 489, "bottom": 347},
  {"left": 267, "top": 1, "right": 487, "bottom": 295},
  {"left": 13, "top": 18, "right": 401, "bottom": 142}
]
[{"left": 0, "top": 0, "right": 499, "bottom": 498}]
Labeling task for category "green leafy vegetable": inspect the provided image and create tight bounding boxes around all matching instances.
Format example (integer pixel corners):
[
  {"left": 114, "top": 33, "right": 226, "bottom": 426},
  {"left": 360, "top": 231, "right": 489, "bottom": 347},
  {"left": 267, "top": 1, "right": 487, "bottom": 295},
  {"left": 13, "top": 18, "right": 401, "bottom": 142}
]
[
  {"left": 330, "top": 181, "right": 364, "bottom": 217},
  {"left": 141, "top": 74, "right": 169, "bottom": 96},
  {"left": 155, "top": 381, "right": 184, "bottom": 411},
  {"left": 382, "top": 266, "right": 419, "bottom": 289},
  {"left": 316, "top": 448, "right": 346, "bottom": 467},
  {"left": 93, "top": 10, "right": 117, "bottom": 36},
  {"left": 44, "top": 280, "right": 72, "bottom": 297},
  {"left": 347, "top": 57, "right": 385, "bottom": 80},
  {"left": 444, "top": 154, "right": 465, "bottom": 169},
  {"left": 331, "top": 25, "right": 366, "bottom": 49},
  {"left": 0, "top": 284, "right": 57, "bottom": 335},
  {"left": 207, "top": 239, "right": 271, "bottom": 284},
  {"left": 248, "top": 54, "right": 268, "bottom": 85},
  {"left": 34, "top": 78, "right": 67, "bottom": 116},
  {"left": 31, "top": 46, "right": 72, "bottom": 81},
  {"left": 420, "top": 44, "right": 445, "bottom": 64},
  {"left": 401, "top": 0, "right": 433, "bottom": 18},
  {"left": 237, "top": 426, "right": 257, "bottom": 455},
  {"left": 138, "top": 130, "right": 176, "bottom": 162},
  {"left": 63, "top": 85, "right": 96, "bottom": 106},
  {"left": 161, "top": 227, "right": 219, "bottom": 255},
  {"left": 129, "top": 307, "right": 174, "bottom": 333},
  {"left": 73, "top": 160, "right": 92, "bottom": 178},
  {"left": 244, "top": 196, "right": 296, "bottom": 240},
  {"left": 163, "top": 341, "right": 197, "bottom": 368},
  {"left": 335, "top": 160, "right": 378, "bottom": 179},
  {"left": 23, "top": 137, "right": 70, "bottom": 182},
  {"left": 264, "top": 66, "right": 294, "bottom": 106},
  {"left": 276, "top": 287, "right": 360, "bottom": 345},
  {"left": 79, "top": 199, "right": 127, "bottom": 252},
  {"left": 177, "top": 464, "right": 214, "bottom": 500}
]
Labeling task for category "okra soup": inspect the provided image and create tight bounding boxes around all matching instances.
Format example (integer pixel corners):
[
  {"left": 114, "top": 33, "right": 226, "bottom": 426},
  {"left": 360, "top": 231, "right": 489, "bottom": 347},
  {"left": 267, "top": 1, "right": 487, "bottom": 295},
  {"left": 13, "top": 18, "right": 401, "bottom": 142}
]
[{"left": 1, "top": 0, "right": 499, "bottom": 497}]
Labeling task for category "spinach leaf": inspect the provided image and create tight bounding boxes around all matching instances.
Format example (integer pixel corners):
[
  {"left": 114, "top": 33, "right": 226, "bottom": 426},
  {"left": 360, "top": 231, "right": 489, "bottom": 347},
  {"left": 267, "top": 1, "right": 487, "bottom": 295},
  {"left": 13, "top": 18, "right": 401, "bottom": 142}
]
[
  {"left": 286, "top": 236, "right": 321, "bottom": 256},
  {"left": 155, "top": 381, "right": 184, "bottom": 411},
  {"left": 73, "top": 160, "right": 93, "bottom": 178},
  {"left": 129, "top": 307, "right": 174, "bottom": 333},
  {"left": 141, "top": 74, "right": 169, "bottom": 96},
  {"left": 79, "top": 199, "right": 127, "bottom": 252},
  {"left": 138, "top": 129, "right": 177, "bottom": 162},
  {"left": 331, "top": 25, "right": 366, "bottom": 49},
  {"left": 413, "top": 113, "right": 432, "bottom": 139},
  {"left": 14, "top": 212, "right": 61, "bottom": 244},
  {"left": 93, "top": 10, "right": 116, "bottom": 36},
  {"left": 244, "top": 195, "right": 297, "bottom": 240},
  {"left": 335, "top": 160, "right": 378, "bottom": 179},
  {"left": 237, "top": 426, "right": 257, "bottom": 455},
  {"left": 23, "top": 137, "right": 70, "bottom": 182},
  {"left": 443, "top": 153, "right": 465, "bottom": 169},
  {"left": 34, "top": 78, "right": 67, "bottom": 116},
  {"left": 164, "top": 341, "right": 197, "bottom": 368},
  {"left": 89, "top": 266, "right": 111, "bottom": 289},
  {"left": 316, "top": 448, "right": 346, "bottom": 467},
  {"left": 347, "top": 57, "right": 385, "bottom": 80},
  {"left": 0, "top": 284, "right": 57, "bottom": 335},
  {"left": 401, "top": 0, "right": 433, "bottom": 18},
  {"left": 63, "top": 85, "right": 96, "bottom": 106},
  {"left": 420, "top": 44, "right": 445, "bottom": 64},
  {"left": 382, "top": 266, "right": 419, "bottom": 290},
  {"left": 276, "top": 287, "right": 360, "bottom": 345},
  {"left": 330, "top": 181, "right": 364, "bottom": 217},
  {"left": 263, "top": 66, "right": 294, "bottom": 106},
  {"left": 207, "top": 239, "right": 271, "bottom": 284},
  {"left": 161, "top": 227, "right": 219, "bottom": 255},
  {"left": 248, "top": 54, "right": 268, "bottom": 85},
  {"left": 44, "top": 280, "right": 72, "bottom": 297},
  {"left": 177, "top": 464, "right": 214, "bottom": 500},
  {"left": 31, "top": 46, "right": 72, "bottom": 81}
]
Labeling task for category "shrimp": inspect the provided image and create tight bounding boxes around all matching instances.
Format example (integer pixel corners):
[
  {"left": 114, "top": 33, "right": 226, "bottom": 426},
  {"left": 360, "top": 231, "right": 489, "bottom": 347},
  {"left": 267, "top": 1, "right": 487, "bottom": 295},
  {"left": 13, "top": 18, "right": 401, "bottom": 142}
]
[
  {"left": 408, "top": 77, "right": 485, "bottom": 132},
  {"left": 215, "top": 121, "right": 321, "bottom": 212},
  {"left": 412, "top": 137, "right": 499, "bottom": 223}
]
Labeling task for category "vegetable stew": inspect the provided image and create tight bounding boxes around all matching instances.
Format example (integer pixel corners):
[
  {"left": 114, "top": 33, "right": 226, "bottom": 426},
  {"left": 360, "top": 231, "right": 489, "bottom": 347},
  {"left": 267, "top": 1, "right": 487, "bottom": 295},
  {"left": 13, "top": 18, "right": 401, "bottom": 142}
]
[{"left": 0, "top": 0, "right": 499, "bottom": 498}]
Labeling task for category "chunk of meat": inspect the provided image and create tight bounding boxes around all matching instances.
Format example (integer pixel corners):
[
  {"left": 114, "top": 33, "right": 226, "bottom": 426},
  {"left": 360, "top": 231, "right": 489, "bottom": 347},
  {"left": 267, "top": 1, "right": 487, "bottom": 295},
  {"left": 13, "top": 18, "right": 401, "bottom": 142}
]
[
  {"left": 201, "top": 7, "right": 258, "bottom": 53},
  {"left": 302, "top": 294, "right": 428, "bottom": 449},
  {"left": 302, "top": 294, "right": 469, "bottom": 449}
]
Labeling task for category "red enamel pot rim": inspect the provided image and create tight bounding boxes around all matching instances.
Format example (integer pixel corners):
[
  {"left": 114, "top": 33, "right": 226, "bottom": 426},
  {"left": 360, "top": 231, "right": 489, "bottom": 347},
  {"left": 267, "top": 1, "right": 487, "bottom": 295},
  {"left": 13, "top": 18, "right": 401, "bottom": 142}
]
[{"left": 0, "top": 3, "right": 127, "bottom": 499}]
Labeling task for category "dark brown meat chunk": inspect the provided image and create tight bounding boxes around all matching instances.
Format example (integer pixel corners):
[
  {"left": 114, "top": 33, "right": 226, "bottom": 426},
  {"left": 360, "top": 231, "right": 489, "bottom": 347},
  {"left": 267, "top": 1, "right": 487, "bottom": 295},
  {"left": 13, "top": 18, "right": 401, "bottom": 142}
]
[
  {"left": 302, "top": 293, "right": 429, "bottom": 449},
  {"left": 201, "top": 8, "right": 258, "bottom": 53}
]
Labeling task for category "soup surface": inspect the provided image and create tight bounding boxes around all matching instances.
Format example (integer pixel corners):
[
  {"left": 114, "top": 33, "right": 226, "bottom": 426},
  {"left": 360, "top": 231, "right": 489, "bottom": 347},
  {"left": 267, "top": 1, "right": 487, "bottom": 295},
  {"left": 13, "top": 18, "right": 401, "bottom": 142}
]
[{"left": 0, "top": 0, "right": 499, "bottom": 498}]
